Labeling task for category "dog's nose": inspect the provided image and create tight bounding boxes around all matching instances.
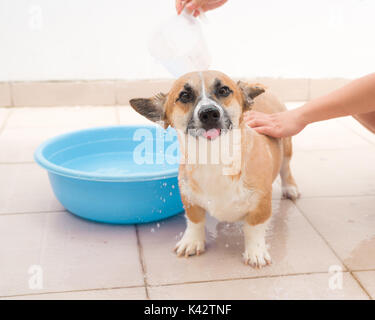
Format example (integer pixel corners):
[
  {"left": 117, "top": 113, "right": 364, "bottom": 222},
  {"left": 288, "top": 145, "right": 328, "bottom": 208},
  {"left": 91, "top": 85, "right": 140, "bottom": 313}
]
[{"left": 198, "top": 106, "right": 221, "bottom": 124}]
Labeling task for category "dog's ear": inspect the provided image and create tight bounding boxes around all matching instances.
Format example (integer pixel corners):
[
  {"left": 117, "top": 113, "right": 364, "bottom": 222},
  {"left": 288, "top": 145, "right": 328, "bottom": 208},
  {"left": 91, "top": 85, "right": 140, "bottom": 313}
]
[
  {"left": 237, "top": 81, "right": 265, "bottom": 110},
  {"left": 129, "top": 93, "right": 169, "bottom": 129}
]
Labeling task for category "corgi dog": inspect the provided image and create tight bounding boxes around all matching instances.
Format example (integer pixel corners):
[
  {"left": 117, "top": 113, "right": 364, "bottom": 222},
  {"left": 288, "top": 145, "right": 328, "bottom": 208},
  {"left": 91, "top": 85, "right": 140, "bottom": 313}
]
[{"left": 130, "top": 71, "right": 299, "bottom": 268}]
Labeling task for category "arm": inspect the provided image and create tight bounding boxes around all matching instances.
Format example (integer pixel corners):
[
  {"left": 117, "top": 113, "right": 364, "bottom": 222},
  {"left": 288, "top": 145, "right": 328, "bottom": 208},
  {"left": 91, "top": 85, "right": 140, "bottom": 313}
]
[{"left": 245, "top": 73, "right": 375, "bottom": 138}]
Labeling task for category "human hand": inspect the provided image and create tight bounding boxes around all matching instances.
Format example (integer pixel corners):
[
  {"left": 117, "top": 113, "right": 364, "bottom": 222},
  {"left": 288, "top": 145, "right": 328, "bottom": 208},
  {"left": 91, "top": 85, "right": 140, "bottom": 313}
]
[
  {"left": 176, "top": 0, "right": 228, "bottom": 17},
  {"left": 244, "top": 109, "right": 307, "bottom": 138}
]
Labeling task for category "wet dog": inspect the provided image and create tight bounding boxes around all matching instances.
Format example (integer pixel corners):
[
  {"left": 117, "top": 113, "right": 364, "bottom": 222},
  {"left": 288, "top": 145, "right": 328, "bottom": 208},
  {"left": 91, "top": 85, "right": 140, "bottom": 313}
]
[{"left": 130, "top": 71, "right": 299, "bottom": 268}]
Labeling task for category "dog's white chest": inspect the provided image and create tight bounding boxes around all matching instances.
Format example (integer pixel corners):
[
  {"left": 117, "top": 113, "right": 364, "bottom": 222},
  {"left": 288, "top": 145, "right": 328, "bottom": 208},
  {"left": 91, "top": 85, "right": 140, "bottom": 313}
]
[{"left": 181, "top": 165, "right": 258, "bottom": 222}]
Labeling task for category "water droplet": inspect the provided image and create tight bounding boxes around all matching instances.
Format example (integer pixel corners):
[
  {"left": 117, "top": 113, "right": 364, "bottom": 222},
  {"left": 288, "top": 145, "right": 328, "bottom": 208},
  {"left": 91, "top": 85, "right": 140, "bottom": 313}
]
[
  {"left": 225, "top": 244, "right": 229, "bottom": 248},
  {"left": 172, "top": 185, "right": 175, "bottom": 189},
  {"left": 169, "top": 192, "right": 173, "bottom": 196},
  {"left": 157, "top": 223, "right": 160, "bottom": 228},
  {"left": 151, "top": 228, "right": 155, "bottom": 233}
]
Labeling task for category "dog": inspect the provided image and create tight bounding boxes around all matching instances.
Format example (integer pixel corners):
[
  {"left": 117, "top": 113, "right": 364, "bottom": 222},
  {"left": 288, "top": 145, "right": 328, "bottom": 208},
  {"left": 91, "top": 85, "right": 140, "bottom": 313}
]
[{"left": 130, "top": 71, "right": 299, "bottom": 268}]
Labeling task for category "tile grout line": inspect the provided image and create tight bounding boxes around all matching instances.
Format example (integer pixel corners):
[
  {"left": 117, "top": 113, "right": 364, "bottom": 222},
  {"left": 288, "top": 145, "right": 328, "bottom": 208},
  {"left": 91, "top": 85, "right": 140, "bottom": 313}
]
[
  {"left": 293, "top": 201, "right": 373, "bottom": 300},
  {"left": 135, "top": 225, "right": 150, "bottom": 299},
  {"left": 0, "top": 108, "right": 12, "bottom": 135},
  {"left": 147, "top": 271, "right": 334, "bottom": 289},
  {"left": 0, "top": 209, "right": 67, "bottom": 217},
  {"left": 351, "top": 268, "right": 375, "bottom": 273},
  {"left": 0, "top": 284, "right": 146, "bottom": 299},
  {"left": 350, "top": 271, "right": 374, "bottom": 299},
  {"left": 4, "top": 269, "right": 368, "bottom": 299}
]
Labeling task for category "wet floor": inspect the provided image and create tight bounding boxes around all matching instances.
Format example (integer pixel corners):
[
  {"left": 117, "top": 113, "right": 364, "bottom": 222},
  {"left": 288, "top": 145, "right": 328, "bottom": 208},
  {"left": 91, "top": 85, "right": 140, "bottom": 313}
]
[{"left": 0, "top": 104, "right": 374, "bottom": 299}]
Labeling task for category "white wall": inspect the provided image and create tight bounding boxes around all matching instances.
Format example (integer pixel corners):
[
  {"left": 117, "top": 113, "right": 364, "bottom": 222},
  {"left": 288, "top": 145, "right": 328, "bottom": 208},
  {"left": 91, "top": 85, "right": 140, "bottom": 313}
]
[{"left": 0, "top": 0, "right": 374, "bottom": 81}]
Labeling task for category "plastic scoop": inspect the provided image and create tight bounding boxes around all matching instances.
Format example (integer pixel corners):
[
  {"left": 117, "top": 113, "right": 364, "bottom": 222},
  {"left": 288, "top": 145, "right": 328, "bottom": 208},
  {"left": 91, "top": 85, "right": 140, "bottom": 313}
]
[{"left": 148, "top": 8, "right": 211, "bottom": 77}]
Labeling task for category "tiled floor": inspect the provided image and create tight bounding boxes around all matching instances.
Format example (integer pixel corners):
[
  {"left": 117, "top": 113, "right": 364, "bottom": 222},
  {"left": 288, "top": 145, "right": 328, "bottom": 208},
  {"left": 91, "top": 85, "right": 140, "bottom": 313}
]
[{"left": 0, "top": 103, "right": 374, "bottom": 300}]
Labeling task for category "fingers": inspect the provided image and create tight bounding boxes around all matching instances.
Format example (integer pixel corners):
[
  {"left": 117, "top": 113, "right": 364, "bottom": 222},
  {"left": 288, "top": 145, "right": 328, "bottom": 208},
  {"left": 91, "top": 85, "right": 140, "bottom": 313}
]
[
  {"left": 193, "top": 9, "right": 200, "bottom": 17},
  {"left": 186, "top": 0, "right": 200, "bottom": 13},
  {"left": 244, "top": 110, "right": 266, "bottom": 121},
  {"left": 253, "top": 126, "right": 280, "bottom": 138},
  {"left": 201, "top": 0, "right": 228, "bottom": 11},
  {"left": 176, "top": 0, "right": 191, "bottom": 14},
  {"left": 244, "top": 111, "right": 271, "bottom": 127},
  {"left": 176, "top": 0, "right": 183, "bottom": 14},
  {"left": 246, "top": 118, "right": 269, "bottom": 128},
  {"left": 244, "top": 111, "right": 283, "bottom": 138},
  {"left": 182, "top": 0, "right": 227, "bottom": 16}
]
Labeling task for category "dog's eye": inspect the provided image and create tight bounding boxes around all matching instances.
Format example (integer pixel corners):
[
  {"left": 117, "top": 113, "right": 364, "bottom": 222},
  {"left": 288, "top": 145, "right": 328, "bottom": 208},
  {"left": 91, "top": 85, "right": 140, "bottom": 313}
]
[
  {"left": 177, "top": 91, "right": 194, "bottom": 103},
  {"left": 217, "top": 86, "right": 232, "bottom": 98}
]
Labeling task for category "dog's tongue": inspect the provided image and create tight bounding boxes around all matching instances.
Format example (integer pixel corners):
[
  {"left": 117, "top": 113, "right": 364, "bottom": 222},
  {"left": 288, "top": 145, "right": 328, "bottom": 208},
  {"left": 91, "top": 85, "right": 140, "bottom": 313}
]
[{"left": 203, "top": 129, "right": 220, "bottom": 140}]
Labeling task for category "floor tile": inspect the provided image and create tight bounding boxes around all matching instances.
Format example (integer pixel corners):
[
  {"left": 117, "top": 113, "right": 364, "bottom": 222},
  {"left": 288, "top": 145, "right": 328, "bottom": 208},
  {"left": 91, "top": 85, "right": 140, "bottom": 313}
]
[
  {"left": 149, "top": 273, "right": 368, "bottom": 300},
  {"left": 353, "top": 271, "right": 375, "bottom": 299},
  {"left": 291, "top": 148, "right": 375, "bottom": 198},
  {"left": 0, "top": 127, "right": 80, "bottom": 163},
  {"left": 296, "top": 196, "right": 375, "bottom": 271},
  {"left": 139, "top": 200, "right": 342, "bottom": 286},
  {"left": 0, "top": 163, "right": 64, "bottom": 214},
  {"left": 337, "top": 116, "right": 375, "bottom": 145},
  {"left": 1, "top": 287, "right": 146, "bottom": 300},
  {"left": 0, "top": 108, "right": 10, "bottom": 128},
  {"left": 285, "top": 103, "right": 372, "bottom": 151},
  {"left": 271, "top": 178, "right": 282, "bottom": 199},
  {"left": 118, "top": 106, "right": 156, "bottom": 126},
  {"left": 292, "top": 119, "right": 371, "bottom": 151},
  {"left": 0, "top": 212, "right": 143, "bottom": 297},
  {"left": 5, "top": 107, "right": 117, "bottom": 129}
]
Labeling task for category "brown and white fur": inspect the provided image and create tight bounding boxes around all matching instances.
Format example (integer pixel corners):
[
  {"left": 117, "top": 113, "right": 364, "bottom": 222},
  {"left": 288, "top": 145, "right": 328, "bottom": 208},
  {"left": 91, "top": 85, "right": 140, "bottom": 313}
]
[{"left": 130, "top": 71, "right": 299, "bottom": 268}]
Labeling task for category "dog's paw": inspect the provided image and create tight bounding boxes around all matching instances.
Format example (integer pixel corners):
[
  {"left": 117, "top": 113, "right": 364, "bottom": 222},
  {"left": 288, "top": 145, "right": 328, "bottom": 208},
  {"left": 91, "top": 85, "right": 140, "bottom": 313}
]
[
  {"left": 243, "top": 246, "right": 272, "bottom": 268},
  {"left": 174, "top": 234, "right": 205, "bottom": 258},
  {"left": 282, "top": 184, "right": 300, "bottom": 200}
]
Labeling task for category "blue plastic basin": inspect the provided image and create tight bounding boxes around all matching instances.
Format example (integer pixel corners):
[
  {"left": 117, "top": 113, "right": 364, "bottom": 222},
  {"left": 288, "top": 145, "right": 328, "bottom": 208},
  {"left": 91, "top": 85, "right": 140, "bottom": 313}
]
[{"left": 34, "top": 125, "right": 183, "bottom": 224}]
